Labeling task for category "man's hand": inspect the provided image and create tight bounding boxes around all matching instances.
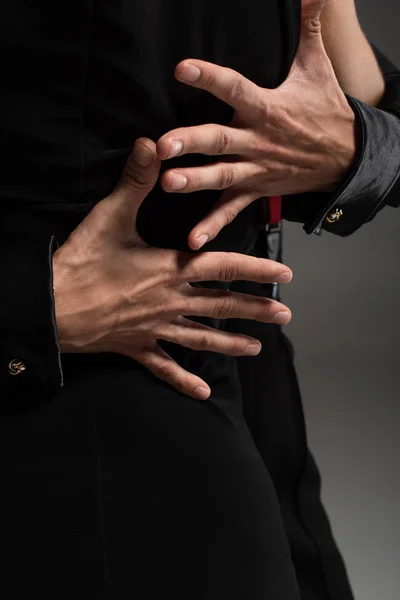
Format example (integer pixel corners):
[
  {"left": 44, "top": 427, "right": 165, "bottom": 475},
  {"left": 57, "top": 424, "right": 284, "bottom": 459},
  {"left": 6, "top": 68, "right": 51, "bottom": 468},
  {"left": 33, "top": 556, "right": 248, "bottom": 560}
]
[
  {"left": 52, "top": 139, "right": 293, "bottom": 401},
  {"left": 156, "top": 0, "right": 359, "bottom": 249}
]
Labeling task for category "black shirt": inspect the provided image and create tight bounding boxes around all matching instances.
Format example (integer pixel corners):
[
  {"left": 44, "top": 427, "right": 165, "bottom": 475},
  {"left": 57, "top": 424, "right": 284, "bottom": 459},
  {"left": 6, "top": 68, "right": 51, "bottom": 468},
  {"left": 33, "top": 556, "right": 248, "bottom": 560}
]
[
  {"left": 1, "top": 0, "right": 291, "bottom": 252},
  {"left": 1, "top": 0, "right": 400, "bottom": 401}
]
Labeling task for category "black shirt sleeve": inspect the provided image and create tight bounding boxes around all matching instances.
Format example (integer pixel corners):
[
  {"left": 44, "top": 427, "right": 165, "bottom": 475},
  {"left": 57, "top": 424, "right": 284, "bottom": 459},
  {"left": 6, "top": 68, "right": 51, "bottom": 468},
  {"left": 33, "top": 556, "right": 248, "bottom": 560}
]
[
  {"left": 282, "top": 43, "right": 400, "bottom": 237},
  {"left": 0, "top": 232, "right": 64, "bottom": 407}
]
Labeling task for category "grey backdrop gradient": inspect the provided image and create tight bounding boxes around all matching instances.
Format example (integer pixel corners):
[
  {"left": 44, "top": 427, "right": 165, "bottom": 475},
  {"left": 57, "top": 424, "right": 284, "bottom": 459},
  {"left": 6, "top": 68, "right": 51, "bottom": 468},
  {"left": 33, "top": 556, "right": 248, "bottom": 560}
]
[{"left": 281, "top": 2, "right": 400, "bottom": 599}]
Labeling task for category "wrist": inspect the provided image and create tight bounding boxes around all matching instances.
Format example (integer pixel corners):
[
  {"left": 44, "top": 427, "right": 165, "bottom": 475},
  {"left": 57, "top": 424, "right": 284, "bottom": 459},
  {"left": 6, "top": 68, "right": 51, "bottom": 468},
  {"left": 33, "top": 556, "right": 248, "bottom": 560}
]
[
  {"left": 320, "top": 104, "right": 361, "bottom": 194},
  {"left": 52, "top": 252, "right": 75, "bottom": 354}
]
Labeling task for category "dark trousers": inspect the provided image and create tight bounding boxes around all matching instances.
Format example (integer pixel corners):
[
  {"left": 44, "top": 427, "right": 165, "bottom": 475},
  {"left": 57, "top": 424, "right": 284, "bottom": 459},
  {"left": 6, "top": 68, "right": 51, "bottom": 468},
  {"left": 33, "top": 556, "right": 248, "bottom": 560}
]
[
  {"left": 0, "top": 314, "right": 355, "bottom": 600},
  {"left": 233, "top": 317, "right": 356, "bottom": 600}
]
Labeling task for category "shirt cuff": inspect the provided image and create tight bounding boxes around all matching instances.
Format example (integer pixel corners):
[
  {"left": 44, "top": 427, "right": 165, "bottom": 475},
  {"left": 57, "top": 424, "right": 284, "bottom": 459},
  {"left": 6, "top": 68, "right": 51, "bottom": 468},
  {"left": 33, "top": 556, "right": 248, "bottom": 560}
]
[
  {"left": 282, "top": 93, "right": 400, "bottom": 236},
  {"left": 0, "top": 233, "right": 64, "bottom": 406}
]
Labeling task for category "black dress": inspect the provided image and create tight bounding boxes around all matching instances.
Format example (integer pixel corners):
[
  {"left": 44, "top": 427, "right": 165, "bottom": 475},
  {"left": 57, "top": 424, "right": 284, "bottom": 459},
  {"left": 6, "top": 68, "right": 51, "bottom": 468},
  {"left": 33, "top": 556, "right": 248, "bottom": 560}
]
[{"left": 1, "top": 1, "right": 400, "bottom": 598}]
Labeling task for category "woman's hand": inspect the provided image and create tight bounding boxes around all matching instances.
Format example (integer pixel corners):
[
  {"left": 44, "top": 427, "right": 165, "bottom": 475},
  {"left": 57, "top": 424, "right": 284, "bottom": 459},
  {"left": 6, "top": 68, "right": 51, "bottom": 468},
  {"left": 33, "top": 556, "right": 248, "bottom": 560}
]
[
  {"left": 156, "top": 0, "right": 359, "bottom": 249},
  {"left": 52, "top": 139, "right": 293, "bottom": 401}
]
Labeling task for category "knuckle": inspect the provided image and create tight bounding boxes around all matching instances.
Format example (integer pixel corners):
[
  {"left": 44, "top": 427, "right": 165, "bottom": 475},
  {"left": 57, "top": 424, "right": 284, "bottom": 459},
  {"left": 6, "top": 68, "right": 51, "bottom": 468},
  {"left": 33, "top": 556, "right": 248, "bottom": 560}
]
[
  {"left": 156, "top": 362, "right": 175, "bottom": 382},
  {"left": 123, "top": 163, "right": 151, "bottom": 188},
  {"left": 214, "top": 127, "right": 232, "bottom": 155},
  {"left": 223, "top": 206, "right": 238, "bottom": 226},
  {"left": 249, "top": 133, "right": 268, "bottom": 157},
  {"left": 150, "top": 302, "right": 166, "bottom": 319},
  {"left": 151, "top": 323, "right": 165, "bottom": 339},
  {"left": 164, "top": 288, "right": 186, "bottom": 313},
  {"left": 219, "top": 258, "right": 239, "bottom": 282},
  {"left": 309, "top": 16, "right": 322, "bottom": 33},
  {"left": 218, "top": 166, "right": 235, "bottom": 189},
  {"left": 213, "top": 295, "right": 235, "bottom": 319},
  {"left": 228, "top": 77, "right": 246, "bottom": 105},
  {"left": 193, "top": 333, "right": 212, "bottom": 351}
]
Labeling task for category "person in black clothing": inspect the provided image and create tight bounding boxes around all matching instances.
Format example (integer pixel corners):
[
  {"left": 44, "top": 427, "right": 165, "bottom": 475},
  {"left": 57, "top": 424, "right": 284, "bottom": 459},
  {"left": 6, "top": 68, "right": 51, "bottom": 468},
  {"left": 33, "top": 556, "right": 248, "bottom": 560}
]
[{"left": 1, "top": 0, "right": 399, "bottom": 598}]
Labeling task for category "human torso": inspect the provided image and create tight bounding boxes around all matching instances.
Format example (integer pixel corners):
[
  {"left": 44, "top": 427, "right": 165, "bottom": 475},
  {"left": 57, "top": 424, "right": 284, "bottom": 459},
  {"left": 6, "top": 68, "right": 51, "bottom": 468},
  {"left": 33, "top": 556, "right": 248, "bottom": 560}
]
[{"left": 1, "top": 0, "right": 299, "bottom": 251}]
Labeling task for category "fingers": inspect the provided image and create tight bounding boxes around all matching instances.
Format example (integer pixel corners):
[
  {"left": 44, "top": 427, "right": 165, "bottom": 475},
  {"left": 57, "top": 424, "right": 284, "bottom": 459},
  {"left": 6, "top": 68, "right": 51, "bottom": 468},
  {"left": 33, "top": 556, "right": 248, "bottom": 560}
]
[
  {"left": 174, "top": 59, "right": 262, "bottom": 113},
  {"left": 160, "top": 159, "right": 260, "bottom": 194},
  {"left": 181, "top": 287, "right": 292, "bottom": 325},
  {"left": 157, "top": 317, "right": 262, "bottom": 356},
  {"left": 188, "top": 188, "right": 257, "bottom": 250},
  {"left": 135, "top": 343, "right": 211, "bottom": 401},
  {"left": 156, "top": 123, "right": 258, "bottom": 161},
  {"left": 174, "top": 251, "right": 293, "bottom": 286}
]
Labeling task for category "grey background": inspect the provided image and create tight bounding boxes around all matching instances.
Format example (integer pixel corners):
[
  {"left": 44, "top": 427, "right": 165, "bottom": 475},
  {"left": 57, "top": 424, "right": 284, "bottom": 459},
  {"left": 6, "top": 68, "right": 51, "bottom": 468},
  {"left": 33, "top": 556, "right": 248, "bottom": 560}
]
[{"left": 281, "top": 2, "right": 400, "bottom": 599}]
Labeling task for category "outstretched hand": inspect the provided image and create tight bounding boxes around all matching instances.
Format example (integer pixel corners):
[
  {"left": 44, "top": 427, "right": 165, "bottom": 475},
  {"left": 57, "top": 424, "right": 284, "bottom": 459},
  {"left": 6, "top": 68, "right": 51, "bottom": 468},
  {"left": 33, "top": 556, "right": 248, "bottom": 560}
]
[
  {"left": 156, "top": 0, "right": 358, "bottom": 249},
  {"left": 53, "top": 140, "right": 294, "bottom": 401}
]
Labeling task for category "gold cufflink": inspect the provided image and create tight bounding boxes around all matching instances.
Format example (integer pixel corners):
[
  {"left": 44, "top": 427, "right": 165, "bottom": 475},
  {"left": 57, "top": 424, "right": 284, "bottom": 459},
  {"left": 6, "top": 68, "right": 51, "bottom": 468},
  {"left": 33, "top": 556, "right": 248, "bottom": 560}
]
[
  {"left": 8, "top": 359, "right": 26, "bottom": 376},
  {"left": 326, "top": 208, "right": 343, "bottom": 223}
]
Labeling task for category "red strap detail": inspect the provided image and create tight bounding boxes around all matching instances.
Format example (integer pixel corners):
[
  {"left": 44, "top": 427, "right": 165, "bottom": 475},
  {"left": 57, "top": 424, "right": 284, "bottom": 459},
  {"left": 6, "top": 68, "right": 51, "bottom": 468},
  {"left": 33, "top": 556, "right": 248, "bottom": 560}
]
[{"left": 268, "top": 195, "right": 282, "bottom": 224}]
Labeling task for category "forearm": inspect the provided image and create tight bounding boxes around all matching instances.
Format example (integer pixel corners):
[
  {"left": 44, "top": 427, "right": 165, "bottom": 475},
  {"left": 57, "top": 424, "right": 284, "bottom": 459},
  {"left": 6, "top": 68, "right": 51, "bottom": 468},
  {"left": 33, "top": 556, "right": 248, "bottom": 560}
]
[{"left": 321, "top": 0, "right": 386, "bottom": 107}]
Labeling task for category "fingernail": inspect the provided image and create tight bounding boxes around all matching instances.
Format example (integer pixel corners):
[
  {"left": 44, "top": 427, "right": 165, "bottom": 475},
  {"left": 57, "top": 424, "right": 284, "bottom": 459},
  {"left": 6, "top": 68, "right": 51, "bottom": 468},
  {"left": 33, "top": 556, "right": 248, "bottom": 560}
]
[
  {"left": 170, "top": 173, "right": 188, "bottom": 190},
  {"left": 196, "top": 234, "right": 209, "bottom": 248},
  {"left": 276, "top": 272, "right": 293, "bottom": 283},
  {"left": 272, "top": 311, "right": 291, "bottom": 325},
  {"left": 245, "top": 343, "right": 262, "bottom": 356},
  {"left": 168, "top": 139, "right": 183, "bottom": 159},
  {"left": 179, "top": 63, "right": 201, "bottom": 82},
  {"left": 134, "top": 143, "right": 153, "bottom": 167},
  {"left": 194, "top": 386, "right": 210, "bottom": 400}
]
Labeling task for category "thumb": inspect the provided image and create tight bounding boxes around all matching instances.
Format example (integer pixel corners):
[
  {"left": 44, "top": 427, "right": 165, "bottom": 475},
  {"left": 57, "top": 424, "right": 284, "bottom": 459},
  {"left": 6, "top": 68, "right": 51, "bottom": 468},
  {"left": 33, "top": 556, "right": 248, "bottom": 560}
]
[
  {"left": 289, "top": 0, "right": 330, "bottom": 76},
  {"left": 113, "top": 138, "right": 161, "bottom": 216},
  {"left": 99, "top": 138, "right": 161, "bottom": 245}
]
